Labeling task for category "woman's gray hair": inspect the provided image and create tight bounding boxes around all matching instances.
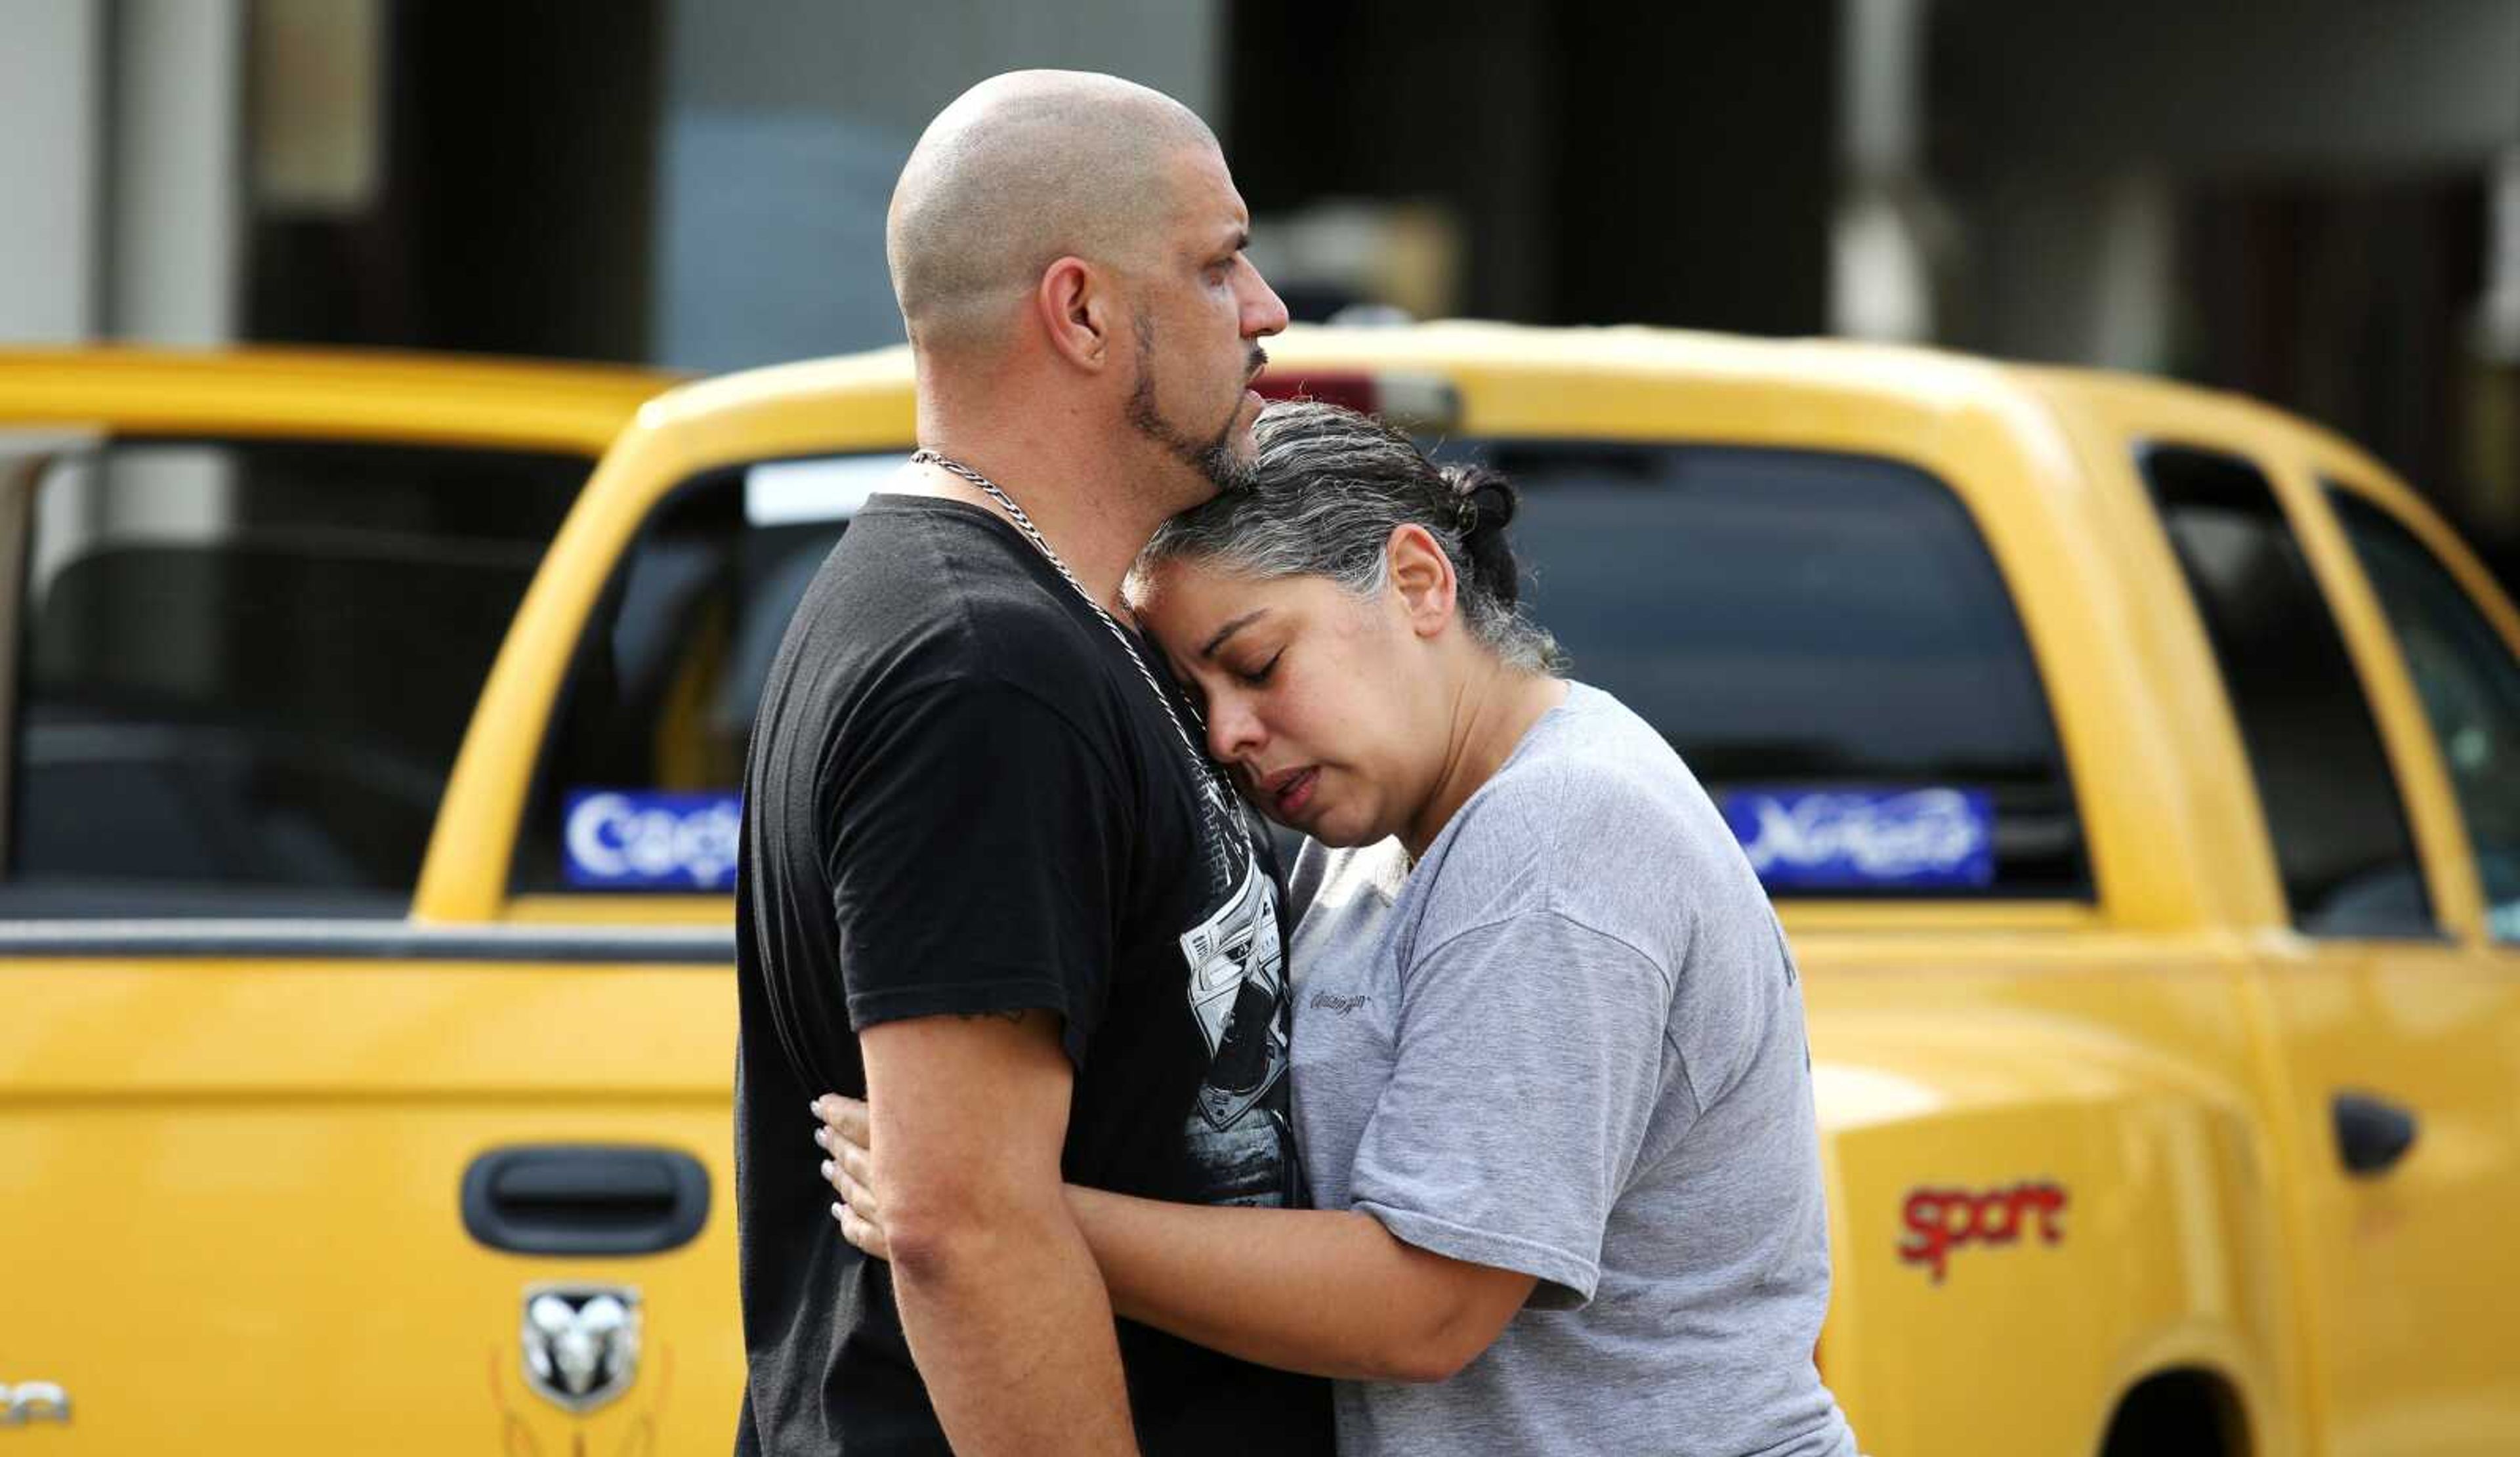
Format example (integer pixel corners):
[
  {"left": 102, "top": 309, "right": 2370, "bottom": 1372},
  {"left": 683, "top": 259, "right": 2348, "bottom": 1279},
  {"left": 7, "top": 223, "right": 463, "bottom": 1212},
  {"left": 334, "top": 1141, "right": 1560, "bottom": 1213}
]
[{"left": 1135, "top": 400, "right": 1564, "bottom": 674}]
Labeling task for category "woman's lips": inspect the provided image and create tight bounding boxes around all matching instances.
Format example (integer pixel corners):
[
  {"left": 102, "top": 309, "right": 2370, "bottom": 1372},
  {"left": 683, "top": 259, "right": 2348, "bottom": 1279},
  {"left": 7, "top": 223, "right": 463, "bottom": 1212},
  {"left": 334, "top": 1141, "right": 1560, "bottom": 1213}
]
[{"left": 1270, "top": 767, "right": 1318, "bottom": 818}]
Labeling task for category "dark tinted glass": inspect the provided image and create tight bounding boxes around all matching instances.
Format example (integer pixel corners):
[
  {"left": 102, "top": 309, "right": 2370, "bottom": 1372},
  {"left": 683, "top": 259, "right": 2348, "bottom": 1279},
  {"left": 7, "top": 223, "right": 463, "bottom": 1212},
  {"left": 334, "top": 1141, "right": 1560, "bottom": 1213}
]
[
  {"left": 2331, "top": 490, "right": 2520, "bottom": 942},
  {"left": 529, "top": 444, "right": 2083, "bottom": 900},
  {"left": 2143, "top": 448, "right": 2431, "bottom": 936},
  {"left": 1453, "top": 441, "right": 2085, "bottom": 897},
  {"left": 8, "top": 438, "right": 585, "bottom": 916},
  {"left": 513, "top": 457, "right": 879, "bottom": 893}
]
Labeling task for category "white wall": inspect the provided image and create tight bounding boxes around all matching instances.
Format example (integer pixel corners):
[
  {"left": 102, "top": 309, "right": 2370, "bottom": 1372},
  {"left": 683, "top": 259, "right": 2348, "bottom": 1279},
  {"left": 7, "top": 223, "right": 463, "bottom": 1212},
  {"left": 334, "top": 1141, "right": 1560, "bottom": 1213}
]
[
  {"left": 0, "top": 1, "right": 104, "bottom": 343},
  {"left": 109, "top": 0, "right": 244, "bottom": 345},
  {"left": 107, "top": 0, "right": 242, "bottom": 343},
  {"left": 0, "top": 0, "right": 245, "bottom": 348}
]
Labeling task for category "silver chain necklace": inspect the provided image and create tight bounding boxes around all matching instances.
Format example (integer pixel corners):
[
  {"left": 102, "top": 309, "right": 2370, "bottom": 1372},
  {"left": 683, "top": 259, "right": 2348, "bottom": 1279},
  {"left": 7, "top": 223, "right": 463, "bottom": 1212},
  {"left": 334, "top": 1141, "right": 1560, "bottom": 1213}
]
[{"left": 910, "top": 448, "right": 1235, "bottom": 822}]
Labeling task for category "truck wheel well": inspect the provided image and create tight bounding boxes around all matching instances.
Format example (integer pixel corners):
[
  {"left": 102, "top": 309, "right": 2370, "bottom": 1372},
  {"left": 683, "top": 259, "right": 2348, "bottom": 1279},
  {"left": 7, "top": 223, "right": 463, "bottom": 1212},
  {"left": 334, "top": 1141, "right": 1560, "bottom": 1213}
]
[{"left": 2099, "top": 1368, "right": 2248, "bottom": 1457}]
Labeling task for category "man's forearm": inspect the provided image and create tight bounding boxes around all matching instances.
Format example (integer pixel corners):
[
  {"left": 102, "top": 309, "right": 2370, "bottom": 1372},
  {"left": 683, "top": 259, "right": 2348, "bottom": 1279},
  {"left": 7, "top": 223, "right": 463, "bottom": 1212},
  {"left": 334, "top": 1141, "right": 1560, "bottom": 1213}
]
[
  {"left": 857, "top": 1009, "right": 1138, "bottom": 1454},
  {"left": 1065, "top": 1187, "right": 1515, "bottom": 1384},
  {"left": 891, "top": 1200, "right": 1139, "bottom": 1455}
]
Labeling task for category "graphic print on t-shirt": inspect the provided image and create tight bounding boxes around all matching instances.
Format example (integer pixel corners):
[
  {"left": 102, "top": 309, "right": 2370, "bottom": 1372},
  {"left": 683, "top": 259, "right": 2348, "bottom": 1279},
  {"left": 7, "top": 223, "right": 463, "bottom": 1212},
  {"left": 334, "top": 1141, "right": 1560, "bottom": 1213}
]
[
  {"left": 1178, "top": 855, "right": 1295, "bottom": 1206},
  {"left": 1191, "top": 777, "right": 1240, "bottom": 902}
]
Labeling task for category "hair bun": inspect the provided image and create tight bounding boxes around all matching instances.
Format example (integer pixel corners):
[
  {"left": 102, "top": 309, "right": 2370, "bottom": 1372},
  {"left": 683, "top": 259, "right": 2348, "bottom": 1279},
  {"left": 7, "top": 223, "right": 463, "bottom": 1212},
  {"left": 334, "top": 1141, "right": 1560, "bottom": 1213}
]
[
  {"left": 1439, "top": 463, "right": 1524, "bottom": 606},
  {"left": 1442, "top": 464, "right": 1517, "bottom": 536},
  {"left": 1466, "top": 477, "right": 1515, "bottom": 535}
]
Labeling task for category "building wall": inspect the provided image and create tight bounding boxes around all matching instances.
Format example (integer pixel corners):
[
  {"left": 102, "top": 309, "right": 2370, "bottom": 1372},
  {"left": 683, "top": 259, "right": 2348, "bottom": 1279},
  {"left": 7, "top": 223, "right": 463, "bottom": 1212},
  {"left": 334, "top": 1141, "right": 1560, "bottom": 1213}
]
[
  {"left": 1929, "top": 0, "right": 2520, "bottom": 371},
  {"left": 0, "top": 2, "right": 104, "bottom": 343},
  {"left": 109, "top": 0, "right": 244, "bottom": 346},
  {"left": 1932, "top": 0, "right": 2520, "bottom": 179},
  {"left": 1227, "top": 0, "right": 1838, "bottom": 335},
  {"left": 651, "top": 0, "right": 1222, "bottom": 373},
  {"left": 0, "top": 0, "right": 245, "bottom": 350},
  {"left": 1924, "top": 0, "right": 2520, "bottom": 572}
]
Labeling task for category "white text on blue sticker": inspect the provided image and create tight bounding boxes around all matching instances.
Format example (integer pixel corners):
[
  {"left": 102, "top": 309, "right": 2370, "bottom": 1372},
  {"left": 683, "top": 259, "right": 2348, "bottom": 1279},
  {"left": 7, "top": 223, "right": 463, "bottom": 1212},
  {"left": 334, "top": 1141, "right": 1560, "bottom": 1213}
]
[
  {"left": 1721, "top": 787, "right": 1994, "bottom": 889},
  {"left": 564, "top": 791, "right": 741, "bottom": 891}
]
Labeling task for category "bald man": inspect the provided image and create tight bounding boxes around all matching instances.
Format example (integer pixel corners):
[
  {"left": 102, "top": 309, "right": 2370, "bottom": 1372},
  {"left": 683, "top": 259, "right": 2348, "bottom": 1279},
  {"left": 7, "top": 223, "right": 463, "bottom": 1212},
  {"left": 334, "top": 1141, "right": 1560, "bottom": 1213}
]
[{"left": 732, "top": 73, "right": 1324, "bottom": 1455}]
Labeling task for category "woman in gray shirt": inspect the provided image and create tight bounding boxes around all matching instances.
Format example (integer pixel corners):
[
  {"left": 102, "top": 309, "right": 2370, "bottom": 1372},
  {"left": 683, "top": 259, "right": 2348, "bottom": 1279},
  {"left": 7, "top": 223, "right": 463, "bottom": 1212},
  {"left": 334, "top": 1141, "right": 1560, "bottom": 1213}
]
[{"left": 820, "top": 402, "right": 1857, "bottom": 1456}]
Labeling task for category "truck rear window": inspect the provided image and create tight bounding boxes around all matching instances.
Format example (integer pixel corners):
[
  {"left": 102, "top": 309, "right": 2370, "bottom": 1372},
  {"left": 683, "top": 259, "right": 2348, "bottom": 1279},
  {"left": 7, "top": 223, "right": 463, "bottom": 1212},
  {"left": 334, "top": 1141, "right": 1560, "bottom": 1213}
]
[
  {"left": 1456, "top": 441, "right": 2085, "bottom": 898},
  {"left": 518, "top": 442, "right": 2087, "bottom": 901}
]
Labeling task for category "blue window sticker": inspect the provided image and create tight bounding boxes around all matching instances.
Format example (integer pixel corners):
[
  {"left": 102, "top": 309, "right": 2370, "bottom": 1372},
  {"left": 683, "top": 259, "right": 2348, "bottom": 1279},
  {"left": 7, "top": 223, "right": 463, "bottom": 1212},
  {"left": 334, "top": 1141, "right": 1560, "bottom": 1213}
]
[
  {"left": 563, "top": 790, "right": 742, "bottom": 891},
  {"left": 1721, "top": 787, "right": 1994, "bottom": 890}
]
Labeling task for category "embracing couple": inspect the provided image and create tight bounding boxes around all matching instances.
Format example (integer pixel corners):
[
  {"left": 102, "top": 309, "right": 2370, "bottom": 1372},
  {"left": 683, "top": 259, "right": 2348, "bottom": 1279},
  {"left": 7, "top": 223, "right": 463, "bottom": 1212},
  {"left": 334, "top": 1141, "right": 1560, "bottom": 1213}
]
[{"left": 732, "top": 70, "right": 1859, "bottom": 1457}]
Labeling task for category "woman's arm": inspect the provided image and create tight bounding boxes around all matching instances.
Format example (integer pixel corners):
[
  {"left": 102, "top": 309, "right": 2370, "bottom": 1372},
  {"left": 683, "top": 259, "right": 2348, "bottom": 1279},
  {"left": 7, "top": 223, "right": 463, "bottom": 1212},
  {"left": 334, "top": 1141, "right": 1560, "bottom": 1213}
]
[
  {"left": 816, "top": 1095, "right": 1535, "bottom": 1383},
  {"left": 1065, "top": 1186, "right": 1535, "bottom": 1383}
]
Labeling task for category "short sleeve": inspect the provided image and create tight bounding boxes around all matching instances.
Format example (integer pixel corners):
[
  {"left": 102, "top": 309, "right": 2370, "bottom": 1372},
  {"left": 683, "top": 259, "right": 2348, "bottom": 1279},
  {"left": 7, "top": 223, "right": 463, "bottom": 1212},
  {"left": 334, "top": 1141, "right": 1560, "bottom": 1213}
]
[
  {"left": 828, "top": 680, "right": 1122, "bottom": 1065},
  {"left": 1347, "top": 911, "right": 1680, "bottom": 1308}
]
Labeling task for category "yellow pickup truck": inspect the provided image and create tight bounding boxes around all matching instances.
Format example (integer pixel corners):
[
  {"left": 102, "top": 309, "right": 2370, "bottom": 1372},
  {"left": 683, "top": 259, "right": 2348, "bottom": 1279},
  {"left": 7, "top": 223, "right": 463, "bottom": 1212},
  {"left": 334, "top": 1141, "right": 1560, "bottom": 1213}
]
[{"left": 5, "top": 327, "right": 2517, "bottom": 1456}]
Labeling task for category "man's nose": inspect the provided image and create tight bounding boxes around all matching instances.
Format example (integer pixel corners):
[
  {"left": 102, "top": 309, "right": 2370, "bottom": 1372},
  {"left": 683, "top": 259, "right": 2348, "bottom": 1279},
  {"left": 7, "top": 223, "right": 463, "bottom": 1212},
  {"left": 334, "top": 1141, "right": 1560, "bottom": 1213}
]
[{"left": 1240, "top": 263, "right": 1290, "bottom": 339}]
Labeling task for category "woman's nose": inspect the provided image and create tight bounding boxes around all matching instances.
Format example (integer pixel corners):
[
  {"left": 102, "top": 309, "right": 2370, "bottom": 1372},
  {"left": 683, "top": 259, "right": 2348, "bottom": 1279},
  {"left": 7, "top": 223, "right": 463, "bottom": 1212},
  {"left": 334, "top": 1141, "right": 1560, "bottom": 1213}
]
[{"left": 1205, "top": 692, "right": 1263, "bottom": 763}]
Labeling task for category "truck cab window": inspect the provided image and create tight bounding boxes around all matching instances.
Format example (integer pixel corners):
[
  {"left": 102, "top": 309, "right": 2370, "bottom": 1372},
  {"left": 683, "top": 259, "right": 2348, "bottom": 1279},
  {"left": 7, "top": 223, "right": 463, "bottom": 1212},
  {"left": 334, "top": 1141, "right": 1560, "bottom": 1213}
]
[
  {"left": 3, "top": 438, "right": 582, "bottom": 916},
  {"left": 2330, "top": 489, "right": 2520, "bottom": 943},
  {"left": 2143, "top": 446, "right": 2433, "bottom": 937},
  {"left": 513, "top": 455, "right": 895, "bottom": 895},
  {"left": 526, "top": 443, "right": 2085, "bottom": 902},
  {"left": 1453, "top": 442, "right": 2086, "bottom": 898}
]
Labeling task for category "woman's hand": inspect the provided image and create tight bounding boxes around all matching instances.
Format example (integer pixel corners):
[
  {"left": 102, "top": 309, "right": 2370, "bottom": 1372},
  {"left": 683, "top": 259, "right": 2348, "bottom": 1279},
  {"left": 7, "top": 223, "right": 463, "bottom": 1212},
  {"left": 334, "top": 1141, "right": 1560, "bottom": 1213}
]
[{"left": 811, "top": 1093, "right": 891, "bottom": 1260}]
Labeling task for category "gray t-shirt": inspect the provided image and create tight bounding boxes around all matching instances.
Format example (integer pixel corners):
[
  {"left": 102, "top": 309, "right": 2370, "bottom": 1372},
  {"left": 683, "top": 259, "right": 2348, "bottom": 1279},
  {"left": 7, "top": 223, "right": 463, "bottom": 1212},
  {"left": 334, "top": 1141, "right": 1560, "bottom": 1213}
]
[{"left": 1287, "top": 682, "right": 1856, "bottom": 1456}]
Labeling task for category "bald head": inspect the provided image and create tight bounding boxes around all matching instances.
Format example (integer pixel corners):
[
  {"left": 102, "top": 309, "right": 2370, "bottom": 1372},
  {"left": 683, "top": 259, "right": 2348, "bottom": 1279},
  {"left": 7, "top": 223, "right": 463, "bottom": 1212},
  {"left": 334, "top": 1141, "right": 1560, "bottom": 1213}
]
[{"left": 888, "top": 71, "right": 1223, "bottom": 355}]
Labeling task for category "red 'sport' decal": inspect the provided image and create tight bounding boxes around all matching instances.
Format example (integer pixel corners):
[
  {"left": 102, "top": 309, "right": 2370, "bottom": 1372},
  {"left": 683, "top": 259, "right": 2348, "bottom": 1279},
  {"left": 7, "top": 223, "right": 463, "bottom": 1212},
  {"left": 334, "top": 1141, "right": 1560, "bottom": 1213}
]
[{"left": 1897, "top": 1181, "right": 2067, "bottom": 1282}]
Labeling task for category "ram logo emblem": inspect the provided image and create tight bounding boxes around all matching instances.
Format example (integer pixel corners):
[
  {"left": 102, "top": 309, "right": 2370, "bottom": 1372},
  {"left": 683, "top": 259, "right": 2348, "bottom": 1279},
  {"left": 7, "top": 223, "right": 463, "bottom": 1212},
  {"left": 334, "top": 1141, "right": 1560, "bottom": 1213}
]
[
  {"left": 520, "top": 1284, "right": 642, "bottom": 1414},
  {"left": 0, "top": 1383, "right": 72, "bottom": 1425}
]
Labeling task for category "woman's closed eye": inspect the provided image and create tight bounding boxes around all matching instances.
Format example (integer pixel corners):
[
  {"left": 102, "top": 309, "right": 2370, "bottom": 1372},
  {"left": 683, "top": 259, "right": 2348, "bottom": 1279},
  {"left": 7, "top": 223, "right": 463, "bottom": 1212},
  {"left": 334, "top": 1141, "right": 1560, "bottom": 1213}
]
[{"left": 1235, "top": 649, "right": 1284, "bottom": 687}]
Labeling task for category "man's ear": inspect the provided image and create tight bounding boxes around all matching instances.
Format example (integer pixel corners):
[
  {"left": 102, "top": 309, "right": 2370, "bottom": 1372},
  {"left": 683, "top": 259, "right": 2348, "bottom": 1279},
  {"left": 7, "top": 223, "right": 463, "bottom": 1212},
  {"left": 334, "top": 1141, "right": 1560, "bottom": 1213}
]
[
  {"left": 1386, "top": 524, "right": 1458, "bottom": 639},
  {"left": 1036, "top": 257, "right": 1117, "bottom": 372}
]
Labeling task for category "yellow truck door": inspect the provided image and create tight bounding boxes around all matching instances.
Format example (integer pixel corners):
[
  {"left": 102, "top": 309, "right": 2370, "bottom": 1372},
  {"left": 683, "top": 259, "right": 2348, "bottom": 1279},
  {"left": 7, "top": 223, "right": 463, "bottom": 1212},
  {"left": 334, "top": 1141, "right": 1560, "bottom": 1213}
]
[
  {"left": 2142, "top": 440, "right": 2520, "bottom": 1456},
  {"left": 2315, "top": 474, "right": 2520, "bottom": 1448},
  {"left": 432, "top": 440, "right": 927, "bottom": 1445},
  {"left": 0, "top": 425, "right": 742, "bottom": 1454}
]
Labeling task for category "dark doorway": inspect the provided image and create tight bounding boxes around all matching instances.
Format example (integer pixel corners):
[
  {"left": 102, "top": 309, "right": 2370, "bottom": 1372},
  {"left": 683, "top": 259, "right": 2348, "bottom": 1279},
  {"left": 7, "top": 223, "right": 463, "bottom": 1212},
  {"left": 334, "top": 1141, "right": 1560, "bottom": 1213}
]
[
  {"left": 247, "top": 0, "right": 663, "bottom": 363},
  {"left": 1224, "top": 0, "right": 1836, "bottom": 334}
]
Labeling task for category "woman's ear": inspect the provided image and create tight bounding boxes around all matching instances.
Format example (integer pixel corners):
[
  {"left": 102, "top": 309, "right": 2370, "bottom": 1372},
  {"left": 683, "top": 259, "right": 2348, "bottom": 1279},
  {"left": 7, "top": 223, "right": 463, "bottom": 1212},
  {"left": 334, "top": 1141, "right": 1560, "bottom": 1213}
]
[
  {"left": 1036, "top": 257, "right": 1115, "bottom": 371},
  {"left": 1385, "top": 524, "right": 1458, "bottom": 639}
]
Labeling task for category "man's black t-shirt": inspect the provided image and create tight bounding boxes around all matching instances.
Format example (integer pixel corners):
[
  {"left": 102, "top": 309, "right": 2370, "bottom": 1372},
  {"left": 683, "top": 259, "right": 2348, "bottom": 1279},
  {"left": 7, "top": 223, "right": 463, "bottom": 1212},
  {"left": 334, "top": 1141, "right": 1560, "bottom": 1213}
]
[{"left": 732, "top": 495, "right": 1333, "bottom": 1455}]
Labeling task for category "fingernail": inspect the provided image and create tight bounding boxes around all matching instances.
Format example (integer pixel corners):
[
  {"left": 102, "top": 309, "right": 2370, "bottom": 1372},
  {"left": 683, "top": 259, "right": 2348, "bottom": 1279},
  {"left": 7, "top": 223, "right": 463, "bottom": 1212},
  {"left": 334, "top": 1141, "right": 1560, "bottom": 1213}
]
[
  {"left": 830, "top": 1201, "right": 844, "bottom": 1221},
  {"left": 820, "top": 1159, "right": 833, "bottom": 1180},
  {"left": 814, "top": 1128, "right": 829, "bottom": 1149},
  {"left": 808, "top": 1097, "right": 823, "bottom": 1115}
]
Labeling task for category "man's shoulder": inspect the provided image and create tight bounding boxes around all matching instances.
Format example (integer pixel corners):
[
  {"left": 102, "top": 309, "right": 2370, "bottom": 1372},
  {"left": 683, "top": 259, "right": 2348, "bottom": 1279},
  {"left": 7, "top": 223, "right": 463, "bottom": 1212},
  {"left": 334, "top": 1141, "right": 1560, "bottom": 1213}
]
[{"left": 805, "top": 503, "right": 1114, "bottom": 696}]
